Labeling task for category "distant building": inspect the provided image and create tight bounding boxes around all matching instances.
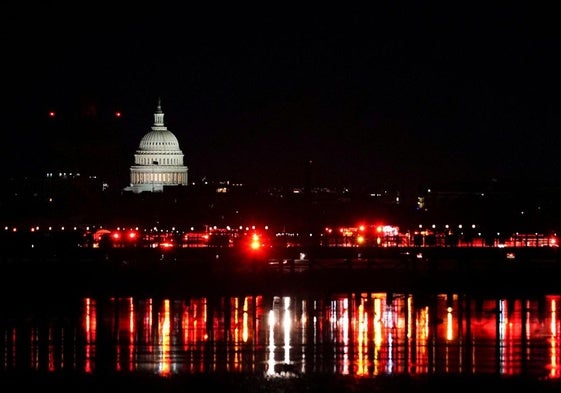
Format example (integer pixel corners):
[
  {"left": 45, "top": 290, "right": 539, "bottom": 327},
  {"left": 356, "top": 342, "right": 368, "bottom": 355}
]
[{"left": 124, "top": 99, "right": 188, "bottom": 193}]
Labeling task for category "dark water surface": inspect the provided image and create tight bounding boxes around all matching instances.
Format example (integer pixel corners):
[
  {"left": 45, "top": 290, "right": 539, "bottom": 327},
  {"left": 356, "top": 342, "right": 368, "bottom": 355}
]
[
  {"left": 1, "top": 245, "right": 561, "bottom": 391},
  {"left": 1, "top": 290, "right": 560, "bottom": 391}
]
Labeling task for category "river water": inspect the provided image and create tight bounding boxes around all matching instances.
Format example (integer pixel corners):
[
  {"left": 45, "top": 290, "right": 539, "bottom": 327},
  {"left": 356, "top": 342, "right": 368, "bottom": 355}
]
[{"left": 1, "top": 291, "right": 559, "bottom": 380}]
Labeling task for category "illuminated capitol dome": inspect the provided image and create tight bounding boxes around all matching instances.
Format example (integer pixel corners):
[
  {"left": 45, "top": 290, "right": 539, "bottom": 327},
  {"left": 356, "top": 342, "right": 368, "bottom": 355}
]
[{"left": 124, "top": 99, "right": 188, "bottom": 193}]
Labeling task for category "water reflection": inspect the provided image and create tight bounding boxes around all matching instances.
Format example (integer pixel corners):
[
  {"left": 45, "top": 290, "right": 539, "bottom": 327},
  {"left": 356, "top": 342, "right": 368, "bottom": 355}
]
[{"left": 1, "top": 293, "right": 559, "bottom": 379}]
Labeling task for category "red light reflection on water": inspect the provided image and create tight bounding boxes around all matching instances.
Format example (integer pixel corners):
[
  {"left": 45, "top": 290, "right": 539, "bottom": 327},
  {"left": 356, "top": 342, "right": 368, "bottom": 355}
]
[
  {"left": 549, "top": 297, "right": 559, "bottom": 378},
  {"left": 159, "top": 299, "right": 171, "bottom": 376},
  {"left": 84, "top": 298, "right": 96, "bottom": 373}
]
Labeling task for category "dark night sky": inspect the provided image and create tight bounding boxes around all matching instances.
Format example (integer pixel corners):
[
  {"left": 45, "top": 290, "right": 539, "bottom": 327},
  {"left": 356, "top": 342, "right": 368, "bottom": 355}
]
[{"left": 4, "top": 4, "right": 561, "bottom": 196}]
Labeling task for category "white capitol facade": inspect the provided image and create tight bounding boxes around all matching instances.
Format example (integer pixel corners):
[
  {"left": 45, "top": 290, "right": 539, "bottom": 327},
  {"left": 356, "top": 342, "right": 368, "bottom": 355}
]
[{"left": 124, "top": 99, "right": 188, "bottom": 193}]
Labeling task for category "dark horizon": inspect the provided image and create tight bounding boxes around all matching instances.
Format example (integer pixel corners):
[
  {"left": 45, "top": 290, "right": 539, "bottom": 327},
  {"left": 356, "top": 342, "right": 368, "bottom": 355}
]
[{"left": 10, "top": 95, "right": 561, "bottom": 196}]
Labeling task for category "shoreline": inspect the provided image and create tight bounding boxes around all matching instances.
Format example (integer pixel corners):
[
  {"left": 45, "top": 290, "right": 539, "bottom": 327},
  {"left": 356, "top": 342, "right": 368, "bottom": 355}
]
[{"left": 1, "top": 372, "right": 561, "bottom": 392}]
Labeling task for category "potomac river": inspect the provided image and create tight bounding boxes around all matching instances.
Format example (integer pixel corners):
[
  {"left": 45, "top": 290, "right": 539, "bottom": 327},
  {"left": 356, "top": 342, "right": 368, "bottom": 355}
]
[{"left": 1, "top": 244, "right": 560, "bottom": 392}]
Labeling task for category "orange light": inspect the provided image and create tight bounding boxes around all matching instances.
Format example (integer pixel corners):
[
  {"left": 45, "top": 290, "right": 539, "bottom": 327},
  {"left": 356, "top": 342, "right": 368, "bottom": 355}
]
[{"left": 250, "top": 234, "right": 261, "bottom": 250}]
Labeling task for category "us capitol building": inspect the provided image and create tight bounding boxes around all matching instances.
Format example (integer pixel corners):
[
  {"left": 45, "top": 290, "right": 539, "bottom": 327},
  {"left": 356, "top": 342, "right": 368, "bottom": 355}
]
[{"left": 124, "top": 99, "right": 188, "bottom": 193}]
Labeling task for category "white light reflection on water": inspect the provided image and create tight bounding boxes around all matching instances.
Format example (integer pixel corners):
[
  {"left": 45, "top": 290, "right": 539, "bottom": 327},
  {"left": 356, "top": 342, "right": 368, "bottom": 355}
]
[
  {"left": 267, "top": 308, "right": 275, "bottom": 376},
  {"left": 283, "top": 296, "right": 291, "bottom": 367},
  {"left": 266, "top": 296, "right": 295, "bottom": 377}
]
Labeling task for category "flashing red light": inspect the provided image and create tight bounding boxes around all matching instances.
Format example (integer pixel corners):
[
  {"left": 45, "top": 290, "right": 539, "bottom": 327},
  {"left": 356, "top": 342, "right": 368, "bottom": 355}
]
[
  {"left": 127, "top": 231, "right": 138, "bottom": 240},
  {"left": 115, "top": 111, "right": 122, "bottom": 118},
  {"left": 111, "top": 231, "right": 121, "bottom": 240},
  {"left": 250, "top": 234, "right": 261, "bottom": 250},
  {"left": 48, "top": 111, "right": 56, "bottom": 118}
]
